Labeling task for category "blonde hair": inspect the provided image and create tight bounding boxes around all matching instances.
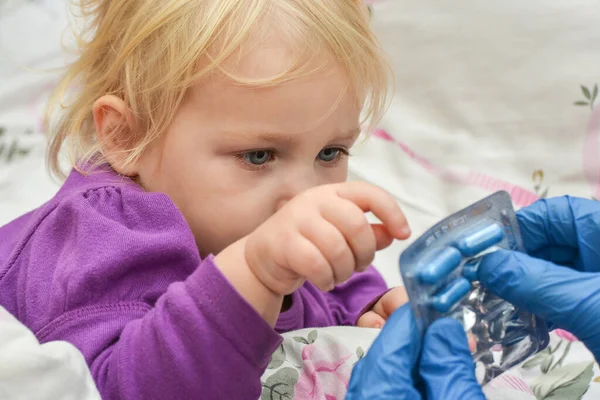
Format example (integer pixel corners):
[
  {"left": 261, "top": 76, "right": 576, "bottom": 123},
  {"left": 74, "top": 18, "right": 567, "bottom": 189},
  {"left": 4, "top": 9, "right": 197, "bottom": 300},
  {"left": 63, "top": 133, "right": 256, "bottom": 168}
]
[{"left": 47, "top": 0, "right": 392, "bottom": 178}]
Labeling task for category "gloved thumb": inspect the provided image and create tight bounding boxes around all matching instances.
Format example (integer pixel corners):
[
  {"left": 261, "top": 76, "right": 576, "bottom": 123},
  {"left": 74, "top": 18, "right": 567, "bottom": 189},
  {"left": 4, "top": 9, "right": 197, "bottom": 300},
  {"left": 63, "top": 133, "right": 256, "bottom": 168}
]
[
  {"left": 419, "top": 318, "right": 485, "bottom": 400},
  {"left": 479, "top": 249, "right": 600, "bottom": 360},
  {"left": 346, "top": 304, "right": 423, "bottom": 399}
]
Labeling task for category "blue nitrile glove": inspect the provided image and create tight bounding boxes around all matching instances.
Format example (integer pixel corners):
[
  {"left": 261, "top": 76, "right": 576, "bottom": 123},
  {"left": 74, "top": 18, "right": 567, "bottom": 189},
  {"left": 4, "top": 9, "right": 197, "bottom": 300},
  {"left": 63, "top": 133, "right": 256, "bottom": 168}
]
[
  {"left": 346, "top": 303, "right": 484, "bottom": 400},
  {"left": 479, "top": 196, "right": 600, "bottom": 361}
]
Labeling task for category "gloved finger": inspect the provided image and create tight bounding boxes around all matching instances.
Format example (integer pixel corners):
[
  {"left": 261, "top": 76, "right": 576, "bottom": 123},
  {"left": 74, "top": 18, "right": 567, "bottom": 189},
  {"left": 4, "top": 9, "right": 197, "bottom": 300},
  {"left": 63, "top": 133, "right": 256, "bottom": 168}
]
[
  {"left": 480, "top": 249, "right": 600, "bottom": 360},
  {"left": 518, "top": 197, "right": 577, "bottom": 252},
  {"left": 518, "top": 197, "right": 600, "bottom": 270},
  {"left": 528, "top": 245, "right": 578, "bottom": 268},
  {"left": 346, "top": 304, "right": 423, "bottom": 400},
  {"left": 419, "top": 318, "right": 485, "bottom": 400}
]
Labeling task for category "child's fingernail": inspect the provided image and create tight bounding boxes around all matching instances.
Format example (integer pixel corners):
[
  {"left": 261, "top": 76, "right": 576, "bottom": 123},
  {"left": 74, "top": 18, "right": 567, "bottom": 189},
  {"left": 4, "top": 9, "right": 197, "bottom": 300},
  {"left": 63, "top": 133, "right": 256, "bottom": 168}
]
[
  {"left": 401, "top": 226, "right": 411, "bottom": 236},
  {"left": 374, "top": 323, "right": 382, "bottom": 329}
]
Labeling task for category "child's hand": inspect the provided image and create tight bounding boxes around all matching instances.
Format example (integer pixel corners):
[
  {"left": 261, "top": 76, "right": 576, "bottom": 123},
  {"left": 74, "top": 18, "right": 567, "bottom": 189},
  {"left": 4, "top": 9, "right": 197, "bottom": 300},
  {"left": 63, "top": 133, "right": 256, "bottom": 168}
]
[
  {"left": 357, "top": 289, "right": 478, "bottom": 353},
  {"left": 356, "top": 286, "right": 409, "bottom": 328},
  {"left": 244, "top": 182, "right": 410, "bottom": 296}
]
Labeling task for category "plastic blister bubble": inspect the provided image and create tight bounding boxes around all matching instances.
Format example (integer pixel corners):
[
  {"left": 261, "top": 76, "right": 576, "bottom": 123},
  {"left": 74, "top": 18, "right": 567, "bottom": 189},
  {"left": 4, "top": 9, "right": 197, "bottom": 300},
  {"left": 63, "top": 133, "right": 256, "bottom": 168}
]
[{"left": 399, "top": 191, "right": 549, "bottom": 385}]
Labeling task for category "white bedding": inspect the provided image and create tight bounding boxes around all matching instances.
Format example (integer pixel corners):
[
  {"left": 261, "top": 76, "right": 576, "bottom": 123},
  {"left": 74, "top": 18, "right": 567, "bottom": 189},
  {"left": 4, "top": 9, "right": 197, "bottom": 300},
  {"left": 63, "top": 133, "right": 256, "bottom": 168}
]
[
  {"left": 2, "top": 0, "right": 600, "bottom": 399},
  {"left": 0, "top": 306, "right": 99, "bottom": 400}
]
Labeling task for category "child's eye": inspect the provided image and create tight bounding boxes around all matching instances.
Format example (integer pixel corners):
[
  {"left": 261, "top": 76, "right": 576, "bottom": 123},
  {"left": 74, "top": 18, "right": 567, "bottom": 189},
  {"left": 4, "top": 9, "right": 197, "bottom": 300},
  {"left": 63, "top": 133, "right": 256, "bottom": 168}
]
[
  {"left": 241, "top": 150, "right": 274, "bottom": 166},
  {"left": 317, "top": 147, "right": 347, "bottom": 163}
]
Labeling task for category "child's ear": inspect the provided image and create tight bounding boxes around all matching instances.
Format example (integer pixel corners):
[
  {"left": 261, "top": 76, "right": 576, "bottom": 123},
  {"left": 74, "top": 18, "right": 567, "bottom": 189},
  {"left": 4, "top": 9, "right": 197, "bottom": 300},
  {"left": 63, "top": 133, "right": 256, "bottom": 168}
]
[{"left": 93, "top": 95, "right": 140, "bottom": 176}]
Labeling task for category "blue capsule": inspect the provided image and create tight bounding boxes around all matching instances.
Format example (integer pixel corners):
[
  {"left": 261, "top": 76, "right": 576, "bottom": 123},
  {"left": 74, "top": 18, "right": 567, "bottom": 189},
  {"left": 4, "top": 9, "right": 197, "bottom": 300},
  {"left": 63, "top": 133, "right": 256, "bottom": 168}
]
[
  {"left": 431, "top": 278, "right": 472, "bottom": 313},
  {"left": 418, "top": 246, "right": 463, "bottom": 285},
  {"left": 454, "top": 224, "right": 504, "bottom": 257},
  {"left": 462, "top": 258, "right": 482, "bottom": 281}
]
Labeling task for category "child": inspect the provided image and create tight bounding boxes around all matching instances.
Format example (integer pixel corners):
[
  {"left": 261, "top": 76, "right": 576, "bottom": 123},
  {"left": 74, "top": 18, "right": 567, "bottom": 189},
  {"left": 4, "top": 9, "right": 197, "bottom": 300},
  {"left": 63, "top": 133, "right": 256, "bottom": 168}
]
[{"left": 0, "top": 0, "right": 410, "bottom": 398}]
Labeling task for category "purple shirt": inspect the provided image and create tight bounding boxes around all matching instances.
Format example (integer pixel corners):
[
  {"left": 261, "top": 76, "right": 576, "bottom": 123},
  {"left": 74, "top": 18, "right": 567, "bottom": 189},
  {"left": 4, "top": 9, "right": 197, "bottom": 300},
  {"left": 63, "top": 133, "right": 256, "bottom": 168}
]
[{"left": 0, "top": 167, "right": 387, "bottom": 399}]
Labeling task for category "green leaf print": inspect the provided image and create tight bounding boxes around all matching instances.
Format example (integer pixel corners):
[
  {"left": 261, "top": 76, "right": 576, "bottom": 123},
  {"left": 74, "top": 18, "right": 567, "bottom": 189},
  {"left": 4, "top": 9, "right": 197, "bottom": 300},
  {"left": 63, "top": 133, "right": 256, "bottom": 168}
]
[
  {"left": 356, "top": 347, "right": 365, "bottom": 360},
  {"left": 261, "top": 367, "right": 300, "bottom": 400},
  {"left": 532, "top": 362, "right": 594, "bottom": 400},
  {"left": 582, "top": 85, "right": 592, "bottom": 100},
  {"left": 6, "top": 140, "right": 18, "bottom": 163},
  {"left": 522, "top": 341, "right": 573, "bottom": 375},
  {"left": 541, "top": 355, "right": 554, "bottom": 374},
  {"left": 523, "top": 348, "right": 551, "bottom": 370},
  {"left": 574, "top": 101, "right": 589, "bottom": 107},
  {"left": 593, "top": 84, "right": 599, "bottom": 104},
  {"left": 307, "top": 330, "right": 318, "bottom": 344},
  {"left": 292, "top": 337, "right": 309, "bottom": 345},
  {"left": 0, "top": 127, "right": 33, "bottom": 165},
  {"left": 267, "top": 344, "right": 286, "bottom": 369},
  {"left": 548, "top": 341, "right": 562, "bottom": 355},
  {"left": 551, "top": 341, "right": 573, "bottom": 371}
]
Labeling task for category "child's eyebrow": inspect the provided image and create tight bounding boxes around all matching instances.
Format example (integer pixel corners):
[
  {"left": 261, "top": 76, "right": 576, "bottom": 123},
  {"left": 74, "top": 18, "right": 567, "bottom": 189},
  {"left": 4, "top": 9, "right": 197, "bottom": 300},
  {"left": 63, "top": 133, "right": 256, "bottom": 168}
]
[
  {"left": 219, "top": 127, "right": 362, "bottom": 144},
  {"left": 332, "top": 127, "right": 362, "bottom": 141}
]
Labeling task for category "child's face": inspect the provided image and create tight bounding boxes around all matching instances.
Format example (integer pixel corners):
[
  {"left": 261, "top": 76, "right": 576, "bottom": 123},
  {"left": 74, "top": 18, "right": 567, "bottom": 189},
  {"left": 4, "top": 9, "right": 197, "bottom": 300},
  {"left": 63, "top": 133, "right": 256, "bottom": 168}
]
[{"left": 135, "top": 44, "right": 362, "bottom": 257}]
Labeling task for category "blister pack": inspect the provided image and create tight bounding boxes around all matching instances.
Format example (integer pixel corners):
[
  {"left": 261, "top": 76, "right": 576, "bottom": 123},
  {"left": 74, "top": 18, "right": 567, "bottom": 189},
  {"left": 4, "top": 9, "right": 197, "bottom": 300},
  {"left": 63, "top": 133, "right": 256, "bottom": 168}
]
[{"left": 399, "top": 191, "right": 549, "bottom": 385}]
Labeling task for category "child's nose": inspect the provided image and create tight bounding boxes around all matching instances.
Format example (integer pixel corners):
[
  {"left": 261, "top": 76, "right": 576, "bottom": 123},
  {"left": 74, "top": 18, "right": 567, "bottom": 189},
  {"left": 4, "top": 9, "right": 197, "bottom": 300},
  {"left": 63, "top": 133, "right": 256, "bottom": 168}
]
[{"left": 275, "top": 170, "right": 319, "bottom": 211}]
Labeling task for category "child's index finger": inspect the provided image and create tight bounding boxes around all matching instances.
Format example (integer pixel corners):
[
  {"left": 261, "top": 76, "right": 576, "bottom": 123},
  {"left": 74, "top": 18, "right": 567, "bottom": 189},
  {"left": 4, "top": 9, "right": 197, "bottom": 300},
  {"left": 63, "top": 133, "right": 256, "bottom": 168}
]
[{"left": 335, "top": 181, "right": 410, "bottom": 239}]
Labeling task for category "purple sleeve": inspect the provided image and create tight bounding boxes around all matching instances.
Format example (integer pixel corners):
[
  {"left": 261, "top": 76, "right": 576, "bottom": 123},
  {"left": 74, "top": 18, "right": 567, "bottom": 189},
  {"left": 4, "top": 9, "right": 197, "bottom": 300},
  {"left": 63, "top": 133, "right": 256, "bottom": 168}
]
[
  {"left": 31, "top": 187, "right": 281, "bottom": 400},
  {"left": 324, "top": 266, "right": 389, "bottom": 326}
]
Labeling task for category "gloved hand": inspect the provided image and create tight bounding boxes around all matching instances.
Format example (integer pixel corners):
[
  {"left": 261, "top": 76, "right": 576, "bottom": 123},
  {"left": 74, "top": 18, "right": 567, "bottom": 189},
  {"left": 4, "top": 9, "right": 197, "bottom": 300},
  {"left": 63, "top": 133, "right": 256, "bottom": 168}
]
[
  {"left": 479, "top": 196, "right": 600, "bottom": 361},
  {"left": 346, "top": 303, "right": 485, "bottom": 399}
]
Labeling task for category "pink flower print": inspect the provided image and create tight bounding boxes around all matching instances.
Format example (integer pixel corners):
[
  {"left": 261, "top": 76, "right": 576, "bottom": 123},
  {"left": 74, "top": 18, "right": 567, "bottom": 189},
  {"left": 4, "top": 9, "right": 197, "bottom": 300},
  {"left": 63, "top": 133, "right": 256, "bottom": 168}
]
[
  {"left": 294, "top": 342, "right": 353, "bottom": 400},
  {"left": 371, "top": 129, "right": 540, "bottom": 207},
  {"left": 487, "top": 373, "right": 535, "bottom": 395},
  {"left": 554, "top": 329, "right": 578, "bottom": 342}
]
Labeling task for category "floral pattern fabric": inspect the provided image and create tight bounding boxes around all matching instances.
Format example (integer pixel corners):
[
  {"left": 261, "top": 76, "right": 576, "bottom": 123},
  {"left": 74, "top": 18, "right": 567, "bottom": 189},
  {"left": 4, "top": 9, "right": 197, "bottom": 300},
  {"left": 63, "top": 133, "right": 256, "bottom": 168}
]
[
  {"left": 262, "top": 328, "right": 600, "bottom": 400},
  {"left": 261, "top": 328, "right": 370, "bottom": 400}
]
